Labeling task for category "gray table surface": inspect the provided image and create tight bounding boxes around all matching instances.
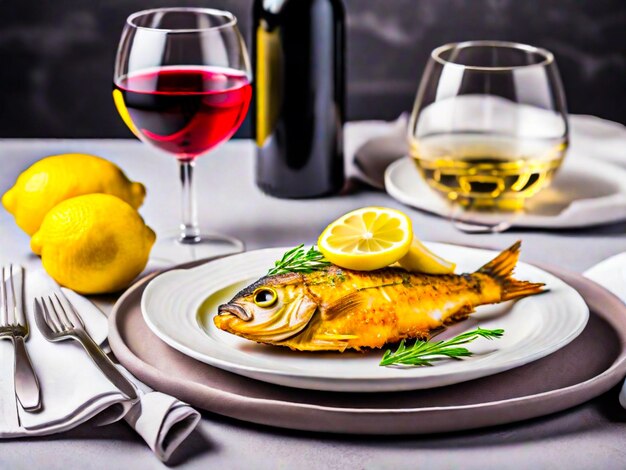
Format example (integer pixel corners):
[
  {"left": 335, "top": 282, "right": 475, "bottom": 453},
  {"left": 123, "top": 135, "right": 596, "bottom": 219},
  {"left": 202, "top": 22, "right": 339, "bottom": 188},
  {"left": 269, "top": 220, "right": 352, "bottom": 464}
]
[{"left": 1, "top": 138, "right": 626, "bottom": 469}]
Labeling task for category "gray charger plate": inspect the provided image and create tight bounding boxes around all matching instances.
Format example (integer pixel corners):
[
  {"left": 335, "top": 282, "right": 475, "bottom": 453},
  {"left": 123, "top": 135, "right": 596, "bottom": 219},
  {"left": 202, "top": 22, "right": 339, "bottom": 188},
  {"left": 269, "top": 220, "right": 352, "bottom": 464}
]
[{"left": 108, "top": 263, "right": 626, "bottom": 434}]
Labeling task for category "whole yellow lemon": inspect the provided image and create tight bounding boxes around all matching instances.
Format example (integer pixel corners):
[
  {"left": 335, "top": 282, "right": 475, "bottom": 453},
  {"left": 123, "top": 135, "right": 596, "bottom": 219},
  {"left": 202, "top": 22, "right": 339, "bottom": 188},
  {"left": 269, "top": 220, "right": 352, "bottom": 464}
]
[
  {"left": 30, "top": 194, "right": 156, "bottom": 294},
  {"left": 2, "top": 153, "right": 146, "bottom": 235}
]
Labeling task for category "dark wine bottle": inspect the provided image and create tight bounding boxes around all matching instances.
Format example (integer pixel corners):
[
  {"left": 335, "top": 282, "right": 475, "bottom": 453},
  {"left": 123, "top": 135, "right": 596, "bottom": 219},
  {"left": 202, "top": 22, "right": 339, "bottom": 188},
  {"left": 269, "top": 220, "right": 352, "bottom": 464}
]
[{"left": 253, "top": 0, "right": 345, "bottom": 198}]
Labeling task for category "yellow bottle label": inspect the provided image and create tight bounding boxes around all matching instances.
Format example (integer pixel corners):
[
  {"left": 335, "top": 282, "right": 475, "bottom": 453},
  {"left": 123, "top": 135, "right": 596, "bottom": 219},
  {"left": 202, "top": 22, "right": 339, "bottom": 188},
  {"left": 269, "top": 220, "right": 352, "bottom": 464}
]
[{"left": 256, "top": 23, "right": 282, "bottom": 147}]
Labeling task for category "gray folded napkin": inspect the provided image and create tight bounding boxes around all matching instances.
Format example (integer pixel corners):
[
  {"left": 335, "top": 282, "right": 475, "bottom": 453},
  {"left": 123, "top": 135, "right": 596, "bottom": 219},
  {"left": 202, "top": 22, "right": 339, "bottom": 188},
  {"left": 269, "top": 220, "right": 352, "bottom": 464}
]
[{"left": 345, "top": 114, "right": 408, "bottom": 189}]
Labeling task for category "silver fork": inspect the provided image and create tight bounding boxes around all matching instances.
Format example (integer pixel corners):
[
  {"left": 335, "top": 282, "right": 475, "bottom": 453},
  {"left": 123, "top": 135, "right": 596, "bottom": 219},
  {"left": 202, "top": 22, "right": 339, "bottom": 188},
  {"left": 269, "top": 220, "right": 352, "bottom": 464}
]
[
  {"left": 0, "top": 265, "right": 42, "bottom": 412},
  {"left": 34, "top": 294, "right": 137, "bottom": 400}
]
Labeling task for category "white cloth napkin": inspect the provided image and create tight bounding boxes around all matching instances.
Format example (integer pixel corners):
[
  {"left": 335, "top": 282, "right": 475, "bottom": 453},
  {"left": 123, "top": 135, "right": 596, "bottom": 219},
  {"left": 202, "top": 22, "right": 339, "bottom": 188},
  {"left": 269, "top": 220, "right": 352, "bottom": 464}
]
[
  {"left": 0, "top": 267, "right": 200, "bottom": 462},
  {"left": 584, "top": 254, "right": 626, "bottom": 408},
  {"left": 123, "top": 388, "right": 201, "bottom": 462},
  {"left": 570, "top": 115, "right": 626, "bottom": 168}
]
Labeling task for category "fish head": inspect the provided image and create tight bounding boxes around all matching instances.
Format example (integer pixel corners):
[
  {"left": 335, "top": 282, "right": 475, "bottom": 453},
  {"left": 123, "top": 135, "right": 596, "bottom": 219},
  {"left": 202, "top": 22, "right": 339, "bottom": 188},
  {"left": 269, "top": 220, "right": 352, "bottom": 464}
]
[{"left": 215, "top": 273, "right": 318, "bottom": 342}]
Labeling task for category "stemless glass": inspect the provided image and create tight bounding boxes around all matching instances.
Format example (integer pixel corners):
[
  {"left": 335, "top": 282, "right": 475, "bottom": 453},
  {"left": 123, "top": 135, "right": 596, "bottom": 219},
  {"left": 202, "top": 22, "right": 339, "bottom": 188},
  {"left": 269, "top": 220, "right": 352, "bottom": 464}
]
[
  {"left": 409, "top": 41, "right": 568, "bottom": 232},
  {"left": 113, "top": 8, "right": 252, "bottom": 259}
]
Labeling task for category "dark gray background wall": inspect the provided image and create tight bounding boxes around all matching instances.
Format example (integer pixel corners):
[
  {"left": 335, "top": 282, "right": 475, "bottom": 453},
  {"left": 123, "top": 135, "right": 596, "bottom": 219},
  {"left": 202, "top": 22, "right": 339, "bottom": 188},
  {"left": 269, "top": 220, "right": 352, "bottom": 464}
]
[{"left": 0, "top": 0, "right": 624, "bottom": 138}]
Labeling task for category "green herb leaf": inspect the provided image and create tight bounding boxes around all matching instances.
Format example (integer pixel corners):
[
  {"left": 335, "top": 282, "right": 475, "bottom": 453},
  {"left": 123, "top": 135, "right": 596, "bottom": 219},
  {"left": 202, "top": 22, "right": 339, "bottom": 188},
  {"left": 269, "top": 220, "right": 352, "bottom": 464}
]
[
  {"left": 379, "top": 327, "right": 504, "bottom": 367},
  {"left": 268, "top": 244, "right": 331, "bottom": 276}
]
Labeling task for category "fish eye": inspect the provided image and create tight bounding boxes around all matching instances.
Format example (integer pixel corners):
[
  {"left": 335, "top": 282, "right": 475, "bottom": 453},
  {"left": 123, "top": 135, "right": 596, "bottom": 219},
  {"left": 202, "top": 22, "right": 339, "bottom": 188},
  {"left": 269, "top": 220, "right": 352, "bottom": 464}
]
[{"left": 253, "top": 287, "right": 278, "bottom": 308}]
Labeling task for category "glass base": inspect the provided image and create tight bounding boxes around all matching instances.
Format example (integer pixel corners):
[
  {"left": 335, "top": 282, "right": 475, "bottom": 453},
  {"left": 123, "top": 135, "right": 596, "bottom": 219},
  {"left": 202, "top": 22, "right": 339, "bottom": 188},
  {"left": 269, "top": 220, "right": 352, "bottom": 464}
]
[
  {"left": 149, "top": 231, "right": 245, "bottom": 267},
  {"left": 449, "top": 205, "right": 524, "bottom": 234}
]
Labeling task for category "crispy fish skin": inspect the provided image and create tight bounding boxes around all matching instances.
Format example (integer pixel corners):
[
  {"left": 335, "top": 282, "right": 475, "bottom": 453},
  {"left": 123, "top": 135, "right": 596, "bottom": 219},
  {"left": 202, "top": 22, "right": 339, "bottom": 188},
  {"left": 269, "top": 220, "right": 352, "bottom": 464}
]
[{"left": 214, "top": 241, "right": 544, "bottom": 352}]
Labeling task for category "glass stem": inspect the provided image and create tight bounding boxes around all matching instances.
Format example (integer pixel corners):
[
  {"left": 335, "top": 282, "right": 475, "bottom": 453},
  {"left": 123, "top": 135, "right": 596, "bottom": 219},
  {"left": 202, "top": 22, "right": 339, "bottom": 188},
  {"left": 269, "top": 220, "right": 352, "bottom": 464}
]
[{"left": 178, "top": 159, "right": 201, "bottom": 244}]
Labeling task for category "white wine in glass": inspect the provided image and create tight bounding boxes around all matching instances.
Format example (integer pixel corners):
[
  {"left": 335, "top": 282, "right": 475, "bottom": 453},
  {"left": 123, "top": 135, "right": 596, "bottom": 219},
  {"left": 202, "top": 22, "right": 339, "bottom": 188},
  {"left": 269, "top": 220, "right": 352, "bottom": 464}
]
[{"left": 409, "top": 41, "right": 569, "bottom": 231}]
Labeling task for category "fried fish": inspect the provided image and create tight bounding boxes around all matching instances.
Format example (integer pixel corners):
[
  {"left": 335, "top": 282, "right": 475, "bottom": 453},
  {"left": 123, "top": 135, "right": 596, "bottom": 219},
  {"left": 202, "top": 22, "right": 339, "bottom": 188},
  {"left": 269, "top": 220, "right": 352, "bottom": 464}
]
[{"left": 214, "top": 241, "right": 544, "bottom": 352}]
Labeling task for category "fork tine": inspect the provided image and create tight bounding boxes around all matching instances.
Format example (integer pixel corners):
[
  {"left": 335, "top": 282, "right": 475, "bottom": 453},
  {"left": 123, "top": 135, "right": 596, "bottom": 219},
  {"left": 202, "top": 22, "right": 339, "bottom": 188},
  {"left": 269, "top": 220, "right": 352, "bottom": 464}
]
[
  {"left": 57, "top": 293, "right": 85, "bottom": 329},
  {"left": 53, "top": 293, "right": 76, "bottom": 329},
  {"left": 54, "top": 292, "right": 76, "bottom": 328},
  {"left": 43, "top": 296, "right": 64, "bottom": 333},
  {"left": 38, "top": 297, "right": 56, "bottom": 333},
  {"left": 34, "top": 298, "right": 53, "bottom": 336},
  {"left": 11, "top": 265, "right": 25, "bottom": 327},
  {"left": 0, "top": 266, "right": 7, "bottom": 326},
  {"left": 7, "top": 264, "right": 17, "bottom": 326}
]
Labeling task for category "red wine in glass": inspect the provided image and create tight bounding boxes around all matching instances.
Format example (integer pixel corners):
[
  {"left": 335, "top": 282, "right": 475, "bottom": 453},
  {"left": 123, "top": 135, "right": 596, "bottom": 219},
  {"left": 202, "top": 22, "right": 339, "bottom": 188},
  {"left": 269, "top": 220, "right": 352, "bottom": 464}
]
[
  {"left": 115, "top": 66, "right": 252, "bottom": 159},
  {"left": 114, "top": 8, "right": 252, "bottom": 259}
]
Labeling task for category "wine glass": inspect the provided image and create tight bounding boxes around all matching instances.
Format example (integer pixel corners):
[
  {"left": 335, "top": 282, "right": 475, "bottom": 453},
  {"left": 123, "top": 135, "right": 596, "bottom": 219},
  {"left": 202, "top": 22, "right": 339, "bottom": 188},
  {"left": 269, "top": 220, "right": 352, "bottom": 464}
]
[
  {"left": 408, "top": 41, "right": 568, "bottom": 233},
  {"left": 113, "top": 8, "right": 252, "bottom": 260}
]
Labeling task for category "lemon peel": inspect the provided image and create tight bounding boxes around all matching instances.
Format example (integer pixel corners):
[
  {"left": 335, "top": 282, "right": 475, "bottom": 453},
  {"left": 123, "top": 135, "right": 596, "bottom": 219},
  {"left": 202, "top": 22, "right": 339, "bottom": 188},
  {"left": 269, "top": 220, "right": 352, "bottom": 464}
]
[
  {"left": 2, "top": 153, "right": 145, "bottom": 235},
  {"left": 31, "top": 194, "right": 155, "bottom": 294}
]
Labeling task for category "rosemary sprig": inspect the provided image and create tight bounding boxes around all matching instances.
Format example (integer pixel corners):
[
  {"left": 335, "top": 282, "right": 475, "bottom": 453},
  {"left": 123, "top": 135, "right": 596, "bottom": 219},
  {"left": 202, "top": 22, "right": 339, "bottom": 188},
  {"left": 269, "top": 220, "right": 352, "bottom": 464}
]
[
  {"left": 379, "top": 327, "right": 504, "bottom": 367},
  {"left": 268, "top": 244, "right": 331, "bottom": 276}
]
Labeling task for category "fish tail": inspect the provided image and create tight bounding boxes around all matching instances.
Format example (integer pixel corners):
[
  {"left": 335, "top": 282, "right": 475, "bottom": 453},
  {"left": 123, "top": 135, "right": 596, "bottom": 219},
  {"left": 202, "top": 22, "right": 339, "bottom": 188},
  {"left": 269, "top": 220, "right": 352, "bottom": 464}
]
[{"left": 477, "top": 241, "right": 545, "bottom": 301}]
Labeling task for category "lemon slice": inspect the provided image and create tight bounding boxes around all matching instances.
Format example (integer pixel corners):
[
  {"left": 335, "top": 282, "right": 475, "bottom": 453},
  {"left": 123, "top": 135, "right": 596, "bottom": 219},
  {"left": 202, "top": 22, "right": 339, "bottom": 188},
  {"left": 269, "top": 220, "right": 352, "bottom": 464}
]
[
  {"left": 318, "top": 207, "right": 413, "bottom": 271},
  {"left": 397, "top": 238, "right": 456, "bottom": 274}
]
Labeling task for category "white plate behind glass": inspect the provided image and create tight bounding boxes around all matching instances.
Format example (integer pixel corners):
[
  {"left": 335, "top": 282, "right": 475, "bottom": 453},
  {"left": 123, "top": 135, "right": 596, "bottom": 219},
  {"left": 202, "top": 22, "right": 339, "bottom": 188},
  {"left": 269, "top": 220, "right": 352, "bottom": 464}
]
[
  {"left": 141, "top": 244, "right": 588, "bottom": 392},
  {"left": 385, "top": 156, "right": 626, "bottom": 229}
]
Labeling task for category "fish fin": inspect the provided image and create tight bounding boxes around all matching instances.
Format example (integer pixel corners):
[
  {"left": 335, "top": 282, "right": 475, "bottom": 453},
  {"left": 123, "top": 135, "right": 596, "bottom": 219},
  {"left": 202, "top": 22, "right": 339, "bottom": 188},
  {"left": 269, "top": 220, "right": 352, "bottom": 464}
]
[
  {"left": 477, "top": 241, "right": 522, "bottom": 278},
  {"left": 477, "top": 241, "right": 545, "bottom": 301},
  {"left": 322, "top": 292, "right": 364, "bottom": 320}
]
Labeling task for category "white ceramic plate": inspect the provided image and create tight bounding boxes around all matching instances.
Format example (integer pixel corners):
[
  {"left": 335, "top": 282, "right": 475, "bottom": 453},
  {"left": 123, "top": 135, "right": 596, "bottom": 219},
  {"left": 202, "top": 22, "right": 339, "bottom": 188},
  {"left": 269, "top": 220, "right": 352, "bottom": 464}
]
[
  {"left": 385, "top": 156, "right": 626, "bottom": 229},
  {"left": 141, "top": 244, "right": 588, "bottom": 392}
]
